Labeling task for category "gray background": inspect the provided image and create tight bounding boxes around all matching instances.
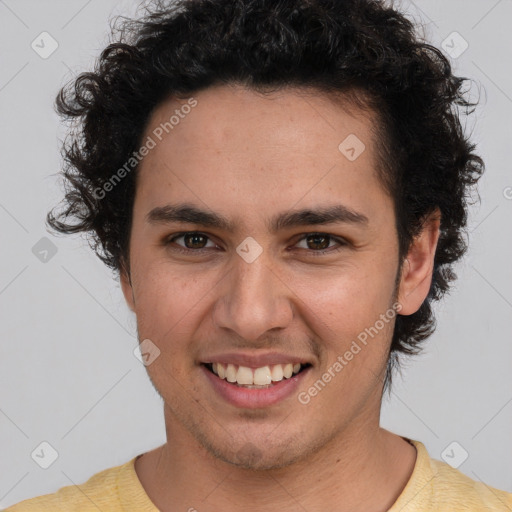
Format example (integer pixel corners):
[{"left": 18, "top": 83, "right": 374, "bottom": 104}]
[{"left": 1, "top": 0, "right": 511, "bottom": 507}]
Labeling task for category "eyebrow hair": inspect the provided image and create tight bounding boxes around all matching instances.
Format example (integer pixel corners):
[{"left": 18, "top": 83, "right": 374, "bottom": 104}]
[{"left": 146, "top": 203, "right": 369, "bottom": 233}]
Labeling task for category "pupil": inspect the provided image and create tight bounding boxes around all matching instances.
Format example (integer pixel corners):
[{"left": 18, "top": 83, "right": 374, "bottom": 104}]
[
  {"left": 185, "top": 233, "right": 206, "bottom": 248},
  {"left": 308, "top": 234, "right": 329, "bottom": 250}
]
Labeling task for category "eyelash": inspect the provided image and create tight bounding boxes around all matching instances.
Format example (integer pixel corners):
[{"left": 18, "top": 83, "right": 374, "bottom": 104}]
[{"left": 164, "top": 232, "right": 348, "bottom": 257}]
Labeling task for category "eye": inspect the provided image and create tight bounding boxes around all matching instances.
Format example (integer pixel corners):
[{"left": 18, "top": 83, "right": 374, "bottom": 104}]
[
  {"left": 165, "top": 232, "right": 218, "bottom": 253},
  {"left": 164, "top": 231, "right": 347, "bottom": 256},
  {"left": 294, "top": 233, "right": 347, "bottom": 255}
]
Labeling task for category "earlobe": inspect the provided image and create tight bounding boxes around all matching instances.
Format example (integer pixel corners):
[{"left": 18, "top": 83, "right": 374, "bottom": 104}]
[
  {"left": 397, "top": 209, "right": 441, "bottom": 316},
  {"left": 120, "top": 265, "right": 136, "bottom": 312}
]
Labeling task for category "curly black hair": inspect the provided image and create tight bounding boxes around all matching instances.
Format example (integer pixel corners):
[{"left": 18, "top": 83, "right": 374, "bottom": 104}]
[{"left": 48, "top": 0, "right": 484, "bottom": 395}]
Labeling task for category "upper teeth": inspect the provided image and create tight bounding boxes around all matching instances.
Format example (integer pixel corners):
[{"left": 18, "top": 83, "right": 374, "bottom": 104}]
[{"left": 211, "top": 362, "right": 303, "bottom": 386}]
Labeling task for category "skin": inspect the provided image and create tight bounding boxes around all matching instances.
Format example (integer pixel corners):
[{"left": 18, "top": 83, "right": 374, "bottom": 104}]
[{"left": 120, "top": 84, "right": 440, "bottom": 512}]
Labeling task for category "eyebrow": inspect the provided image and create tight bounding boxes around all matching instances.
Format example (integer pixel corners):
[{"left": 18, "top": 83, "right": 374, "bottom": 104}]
[{"left": 146, "top": 203, "right": 369, "bottom": 233}]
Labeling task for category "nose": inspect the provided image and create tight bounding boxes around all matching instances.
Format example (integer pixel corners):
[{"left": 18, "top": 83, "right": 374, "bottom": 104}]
[{"left": 212, "top": 250, "right": 293, "bottom": 342}]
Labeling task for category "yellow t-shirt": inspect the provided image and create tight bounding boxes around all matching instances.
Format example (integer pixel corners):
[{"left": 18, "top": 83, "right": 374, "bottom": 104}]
[{"left": 4, "top": 438, "right": 512, "bottom": 511}]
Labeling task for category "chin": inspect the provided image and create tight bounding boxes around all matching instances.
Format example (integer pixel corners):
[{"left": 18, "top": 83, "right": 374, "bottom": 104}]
[
  {"left": 216, "top": 444, "right": 303, "bottom": 471},
  {"left": 195, "top": 427, "right": 316, "bottom": 471}
]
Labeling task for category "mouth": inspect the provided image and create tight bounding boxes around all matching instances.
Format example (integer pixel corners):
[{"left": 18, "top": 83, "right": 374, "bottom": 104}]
[
  {"left": 201, "top": 361, "right": 312, "bottom": 388},
  {"left": 199, "top": 353, "right": 314, "bottom": 408},
  {"left": 201, "top": 362, "right": 311, "bottom": 389}
]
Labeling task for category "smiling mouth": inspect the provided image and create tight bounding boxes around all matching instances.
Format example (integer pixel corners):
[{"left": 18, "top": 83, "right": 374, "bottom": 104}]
[{"left": 202, "top": 362, "right": 311, "bottom": 388}]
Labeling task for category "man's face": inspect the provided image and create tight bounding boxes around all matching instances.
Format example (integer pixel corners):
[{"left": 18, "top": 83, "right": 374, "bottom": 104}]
[{"left": 122, "top": 84, "right": 403, "bottom": 469}]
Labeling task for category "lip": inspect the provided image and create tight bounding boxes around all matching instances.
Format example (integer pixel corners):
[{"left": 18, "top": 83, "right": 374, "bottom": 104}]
[
  {"left": 201, "top": 363, "right": 311, "bottom": 409},
  {"left": 201, "top": 351, "right": 312, "bottom": 368}
]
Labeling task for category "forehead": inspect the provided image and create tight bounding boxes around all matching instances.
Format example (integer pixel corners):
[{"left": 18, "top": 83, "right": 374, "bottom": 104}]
[
  {"left": 135, "top": 84, "right": 390, "bottom": 230},
  {"left": 144, "top": 84, "right": 377, "bottom": 155}
]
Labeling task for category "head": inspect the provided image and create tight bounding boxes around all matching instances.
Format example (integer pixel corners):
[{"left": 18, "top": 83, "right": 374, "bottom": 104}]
[{"left": 48, "top": 0, "right": 483, "bottom": 469}]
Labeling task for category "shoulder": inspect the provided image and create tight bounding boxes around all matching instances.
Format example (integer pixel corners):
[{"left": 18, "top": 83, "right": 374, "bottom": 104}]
[
  {"left": 391, "top": 438, "right": 512, "bottom": 511},
  {"left": 427, "top": 455, "right": 512, "bottom": 510},
  {"left": 2, "top": 458, "right": 135, "bottom": 512}
]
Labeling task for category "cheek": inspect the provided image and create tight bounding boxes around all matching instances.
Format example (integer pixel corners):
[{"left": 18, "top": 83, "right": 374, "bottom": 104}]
[
  {"left": 130, "top": 266, "right": 209, "bottom": 391},
  {"left": 294, "top": 268, "right": 398, "bottom": 395},
  {"left": 298, "top": 265, "right": 395, "bottom": 333},
  {"left": 295, "top": 272, "right": 396, "bottom": 408},
  {"left": 131, "top": 260, "right": 215, "bottom": 344}
]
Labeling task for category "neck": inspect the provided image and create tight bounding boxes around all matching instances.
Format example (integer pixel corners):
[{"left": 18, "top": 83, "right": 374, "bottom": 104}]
[{"left": 135, "top": 406, "right": 416, "bottom": 512}]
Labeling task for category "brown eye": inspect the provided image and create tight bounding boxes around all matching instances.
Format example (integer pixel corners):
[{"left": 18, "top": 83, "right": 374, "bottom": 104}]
[
  {"left": 182, "top": 232, "right": 208, "bottom": 249},
  {"left": 305, "top": 234, "right": 331, "bottom": 250},
  {"left": 166, "top": 232, "right": 217, "bottom": 252},
  {"left": 294, "top": 233, "right": 347, "bottom": 256}
]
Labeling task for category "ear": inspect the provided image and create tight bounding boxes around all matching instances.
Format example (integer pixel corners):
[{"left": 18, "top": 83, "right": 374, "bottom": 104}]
[
  {"left": 120, "top": 263, "right": 136, "bottom": 312},
  {"left": 397, "top": 209, "right": 441, "bottom": 315}
]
